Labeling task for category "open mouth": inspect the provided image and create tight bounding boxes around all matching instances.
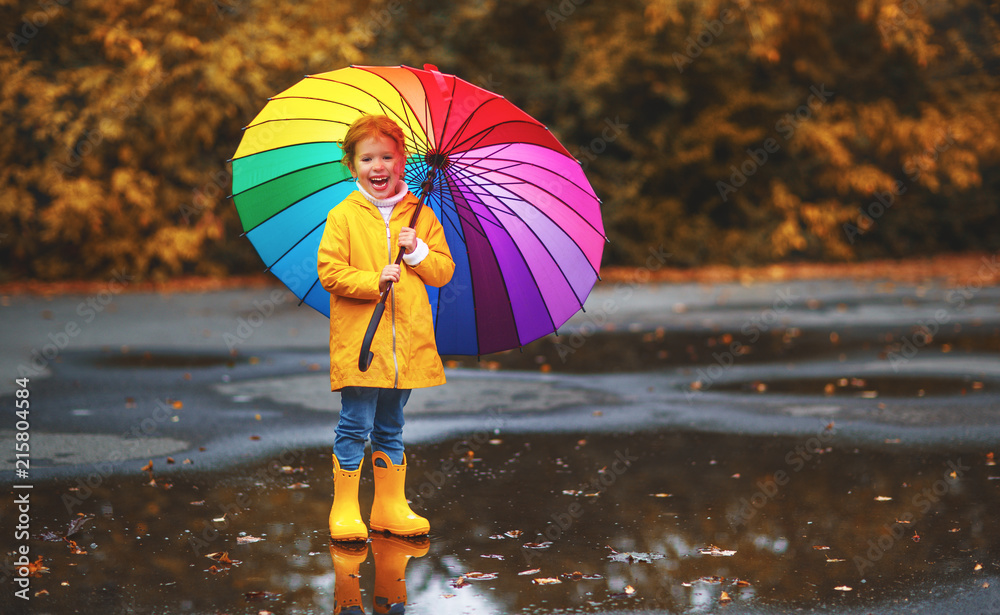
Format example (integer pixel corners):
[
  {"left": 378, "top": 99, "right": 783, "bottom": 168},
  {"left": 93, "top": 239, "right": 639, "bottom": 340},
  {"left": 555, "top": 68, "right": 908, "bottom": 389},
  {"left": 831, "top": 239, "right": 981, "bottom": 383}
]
[{"left": 369, "top": 176, "right": 390, "bottom": 191}]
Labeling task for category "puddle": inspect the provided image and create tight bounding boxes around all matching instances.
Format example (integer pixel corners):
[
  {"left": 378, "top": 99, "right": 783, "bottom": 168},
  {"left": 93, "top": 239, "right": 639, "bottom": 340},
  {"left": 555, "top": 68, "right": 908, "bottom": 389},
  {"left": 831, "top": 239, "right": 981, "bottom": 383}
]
[
  {"left": 92, "top": 351, "right": 243, "bottom": 369},
  {"left": 712, "top": 375, "right": 989, "bottom": 397},
  {"left": 442, "top": 323, "right": 1000, "bottom": 374},
  {"left": 7, "top": 431, "right": 998, "bottom": 614}
]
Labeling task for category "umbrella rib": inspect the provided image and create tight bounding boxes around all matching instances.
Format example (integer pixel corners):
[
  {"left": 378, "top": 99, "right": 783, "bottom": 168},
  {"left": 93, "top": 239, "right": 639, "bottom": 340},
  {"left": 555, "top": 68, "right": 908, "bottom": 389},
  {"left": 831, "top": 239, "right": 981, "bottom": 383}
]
[
  {"left": 260, "top": 217, "right": 328, "bottom": 274},
  {"left": 240, "top": 178, "right": 354, "bottom": 235},
  {"left": 442, "top": 164, "right": 602, "bottom": 304},
  {"left": 449, "top": 153, "right": 605, "bottom": 241},
  {"left": 448, "top": 175, "right": 594, "bottom": 313},
  {"left": 231, "top": 155, "right": 345, "bottom": 199},
  {"left": 451, "top": 142, "right": 600, "bottom": 211},
  {"left": 436, "top": 95, "right": 501, "bottom": 154},
  {"left": 458, "top": 183, "right": 558, "bottom": 345},
  {"left": 445, "top": 179, "right": 524, "bottom": 354},
  {"left": 306, "top": 73, "right": 433, "bottom": 155}
]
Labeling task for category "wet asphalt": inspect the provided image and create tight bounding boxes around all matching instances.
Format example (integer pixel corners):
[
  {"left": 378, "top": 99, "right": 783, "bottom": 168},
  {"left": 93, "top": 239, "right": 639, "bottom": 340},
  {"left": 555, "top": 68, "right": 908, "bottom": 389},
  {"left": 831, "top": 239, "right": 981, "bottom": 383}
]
[{"left": 1, "top": 274, "right": 999, "bottom": 614}]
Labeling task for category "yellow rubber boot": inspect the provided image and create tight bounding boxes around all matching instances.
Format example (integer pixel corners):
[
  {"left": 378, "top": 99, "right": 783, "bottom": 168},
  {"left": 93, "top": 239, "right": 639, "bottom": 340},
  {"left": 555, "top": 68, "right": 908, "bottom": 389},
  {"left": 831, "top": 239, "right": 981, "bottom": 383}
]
[
  {"left": 329, "top": 540, "right": 368, "bottom": 614},
  {"left": 371, "top": 533, "right": 429, "bottom": 614},
  {"left": 370, "top": 451, "right": 430, "bottom": 536},
  {"left": 330, "top": 454, "right": 368, "bottom": 542}
]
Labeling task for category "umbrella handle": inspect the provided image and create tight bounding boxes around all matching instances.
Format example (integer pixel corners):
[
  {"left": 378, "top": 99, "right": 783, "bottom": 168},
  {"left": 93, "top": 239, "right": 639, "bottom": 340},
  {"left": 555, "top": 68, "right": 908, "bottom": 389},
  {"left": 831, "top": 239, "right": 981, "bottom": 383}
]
[
  {"left": 358, "top": 301, "right": 385, "bottom": 371},
  {"left": 357, "top": 170, "right": 438, "bottom": 373}
]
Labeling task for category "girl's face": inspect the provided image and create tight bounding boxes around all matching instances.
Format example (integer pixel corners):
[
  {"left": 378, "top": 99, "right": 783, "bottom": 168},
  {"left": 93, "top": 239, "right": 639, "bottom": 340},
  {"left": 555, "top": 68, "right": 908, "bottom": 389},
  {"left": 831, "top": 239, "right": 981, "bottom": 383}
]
[{"left": 349, "top": 135, "right": 405, "bottom": 199}]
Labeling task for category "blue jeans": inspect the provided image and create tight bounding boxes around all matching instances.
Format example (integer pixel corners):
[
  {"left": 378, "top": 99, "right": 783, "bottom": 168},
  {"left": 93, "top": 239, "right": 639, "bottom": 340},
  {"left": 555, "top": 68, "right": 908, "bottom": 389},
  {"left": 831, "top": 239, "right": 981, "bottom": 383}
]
[{"left": 334, "top": 387, "right": 410, "bottom": 471}]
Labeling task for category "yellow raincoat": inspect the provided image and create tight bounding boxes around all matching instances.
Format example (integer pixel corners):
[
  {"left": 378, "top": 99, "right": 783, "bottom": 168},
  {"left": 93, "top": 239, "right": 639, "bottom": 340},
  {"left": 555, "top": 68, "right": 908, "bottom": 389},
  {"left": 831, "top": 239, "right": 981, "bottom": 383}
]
[{"left": 317, "top": 191, "right": 455, "bottom": 391}]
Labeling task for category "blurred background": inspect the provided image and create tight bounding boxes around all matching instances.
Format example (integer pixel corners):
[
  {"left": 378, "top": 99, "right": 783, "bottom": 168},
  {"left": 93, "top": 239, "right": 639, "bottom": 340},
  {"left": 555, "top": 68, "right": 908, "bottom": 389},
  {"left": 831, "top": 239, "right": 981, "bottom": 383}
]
[{"left": 1, "top": 0, "right": 998, "bottom": 282}]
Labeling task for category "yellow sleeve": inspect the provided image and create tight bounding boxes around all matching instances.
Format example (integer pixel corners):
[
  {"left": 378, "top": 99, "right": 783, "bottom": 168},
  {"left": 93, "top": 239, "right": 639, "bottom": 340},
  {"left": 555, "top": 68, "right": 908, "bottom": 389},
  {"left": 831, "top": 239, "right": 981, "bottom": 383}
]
[
  {"left": 317, "top": 207, "right": 382, "bottom": 300},
  {"left": 410, "top": 207, "right": 455, "bottom": 289}
]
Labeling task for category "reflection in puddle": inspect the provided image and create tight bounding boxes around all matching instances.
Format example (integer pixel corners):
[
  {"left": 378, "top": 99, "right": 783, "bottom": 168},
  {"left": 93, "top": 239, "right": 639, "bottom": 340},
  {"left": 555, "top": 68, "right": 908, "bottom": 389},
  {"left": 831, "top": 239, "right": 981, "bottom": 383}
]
[{"left": 8, "top": 430, "right": 999, "bottom": 614}]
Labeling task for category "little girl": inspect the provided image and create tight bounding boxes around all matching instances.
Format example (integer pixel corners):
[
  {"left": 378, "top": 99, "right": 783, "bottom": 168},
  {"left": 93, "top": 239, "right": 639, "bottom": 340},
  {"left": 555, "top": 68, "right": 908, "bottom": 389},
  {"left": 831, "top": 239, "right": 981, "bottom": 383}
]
[{"left": 317, "top": 115, "right": 454, "bottom": 540}]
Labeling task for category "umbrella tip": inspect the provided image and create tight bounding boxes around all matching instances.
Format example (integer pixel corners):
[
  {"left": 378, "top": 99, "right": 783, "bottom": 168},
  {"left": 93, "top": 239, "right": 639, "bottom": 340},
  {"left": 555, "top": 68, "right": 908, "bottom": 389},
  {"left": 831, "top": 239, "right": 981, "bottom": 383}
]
[{"left": 297, "top": 296, "right": 306, "bottom": 307}]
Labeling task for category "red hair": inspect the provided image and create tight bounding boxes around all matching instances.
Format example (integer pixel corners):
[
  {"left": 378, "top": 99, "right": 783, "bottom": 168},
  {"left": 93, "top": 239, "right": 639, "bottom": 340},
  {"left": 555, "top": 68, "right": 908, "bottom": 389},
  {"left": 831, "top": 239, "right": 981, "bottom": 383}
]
[{"left": 341, "top": 115, "right": 406, "bottom": 170}]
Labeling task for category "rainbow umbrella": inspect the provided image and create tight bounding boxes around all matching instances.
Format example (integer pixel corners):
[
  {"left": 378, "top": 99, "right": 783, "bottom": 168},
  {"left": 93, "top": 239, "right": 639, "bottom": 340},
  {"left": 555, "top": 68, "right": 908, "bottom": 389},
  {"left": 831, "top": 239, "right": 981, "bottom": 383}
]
[{"left": 231, "top": 64, "right": 605, "bottom": 356}]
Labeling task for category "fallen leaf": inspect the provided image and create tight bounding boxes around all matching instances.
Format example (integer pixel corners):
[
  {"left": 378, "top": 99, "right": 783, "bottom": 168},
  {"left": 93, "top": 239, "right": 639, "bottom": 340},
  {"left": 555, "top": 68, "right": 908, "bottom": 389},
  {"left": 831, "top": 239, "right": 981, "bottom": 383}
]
[
  {"left": 463, "top": 572, "right": 498, "bottom": 580},
  {"left": 698, "top": 576, "right": 725, "bottom": 584},
  {"left": 166, "top": 457, "right": 175, "bottom": 464},
  {"left": 720, "top": 590, "right": 732, "bottom": 604},
  {"left": 250, "top": 435, "right": 261, "bottom": 441},
  {"left": 481, "top": 554, "right": 504, "bottom": 560},
  {"left": 875, "top": 496, "right": 893, "bottom": 501},
  {"left": 26, "top": 556, "right": 49, "bottom": 577},
  {"left": 812, "top": 545, "right": 830, "bottom": 550},
  {"left": 237, "top": 536, "right": 264, "bottom": 544},
  {"left": 518, "top": 569, "right": 541, "bottom": 576},
  {"left": 698, "top": 545, "right": 737, "bottom": 557},
  {"left": 650, "top": 493, "right": 673, "bottom": 498},
  {"left": 206, "top": 552, "right": 240, "bottom": 566},
  {"left": 733, "top": 579, "right": 752, "bottom": 587},
  {"left": 624, "top": 585, "right": 636, "bottom": 595},
  {"left": 449, "top": 577, "right": 470, "bottom": 588},
  {"left": 834, "top": 585, "right": 852, "bottom": 591},
  {"left": 533, "top": 577, "right": 562, "bottom": 585},
  {"left": 826, "top": 558, "right": 847, "bottom": 563},
  {"left": 140, "top": 460, "right": 153, "bottom": 472},
  {"left": 64, "top": 538, "right": 87, "bottom": 555},
  {"left": 171, "top": 400, "right": 183, "bottom": 409},
  {"left": 287, "top": 482, "right": 309, "bottom": 489},
  {"left": 523, "top": 542, "right": 553, "bottom": 549},
  {"left": 606, "top": 546, "right": 665, "bottom": 563},
  {"left": 504, "top": 530, "right": 524, "bottom": 538},
  {"left": 975, "top": 563, "right": 983, "bottom": 571},
  {"left": 66, "top": 513, "right": 95, "bottom": 538}
]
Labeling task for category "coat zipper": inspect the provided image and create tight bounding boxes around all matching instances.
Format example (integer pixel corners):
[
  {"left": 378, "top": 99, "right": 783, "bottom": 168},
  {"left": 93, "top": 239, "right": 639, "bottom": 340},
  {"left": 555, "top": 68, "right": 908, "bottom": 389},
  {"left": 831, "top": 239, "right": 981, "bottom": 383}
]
[{"left": 386, "top": 220, "right": 399, "bottom": 389}]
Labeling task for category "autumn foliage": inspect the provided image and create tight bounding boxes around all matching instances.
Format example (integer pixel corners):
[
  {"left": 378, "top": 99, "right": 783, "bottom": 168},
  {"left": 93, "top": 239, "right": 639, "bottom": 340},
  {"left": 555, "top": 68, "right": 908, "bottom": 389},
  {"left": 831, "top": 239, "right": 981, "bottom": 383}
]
[{"left": 1, "top": 0, "right": 998, "bottom": 282}]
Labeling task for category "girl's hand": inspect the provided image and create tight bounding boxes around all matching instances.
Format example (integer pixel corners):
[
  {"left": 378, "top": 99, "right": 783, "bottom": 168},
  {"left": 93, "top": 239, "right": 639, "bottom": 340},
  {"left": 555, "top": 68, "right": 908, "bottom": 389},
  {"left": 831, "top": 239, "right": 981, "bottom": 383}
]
[
  {"left": 379, "top": 264, "right": 401, "bottom": 293},
  {"left": 399, "top": 226, "right": 417, "bottom": 254}
]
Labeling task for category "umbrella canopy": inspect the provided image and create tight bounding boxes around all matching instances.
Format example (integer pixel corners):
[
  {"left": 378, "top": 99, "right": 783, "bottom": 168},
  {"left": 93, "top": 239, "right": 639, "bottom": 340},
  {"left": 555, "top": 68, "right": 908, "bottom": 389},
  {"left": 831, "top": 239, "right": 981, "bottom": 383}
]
[{"left": 231, "top": 64, "right": 605, "bottom": 356}]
